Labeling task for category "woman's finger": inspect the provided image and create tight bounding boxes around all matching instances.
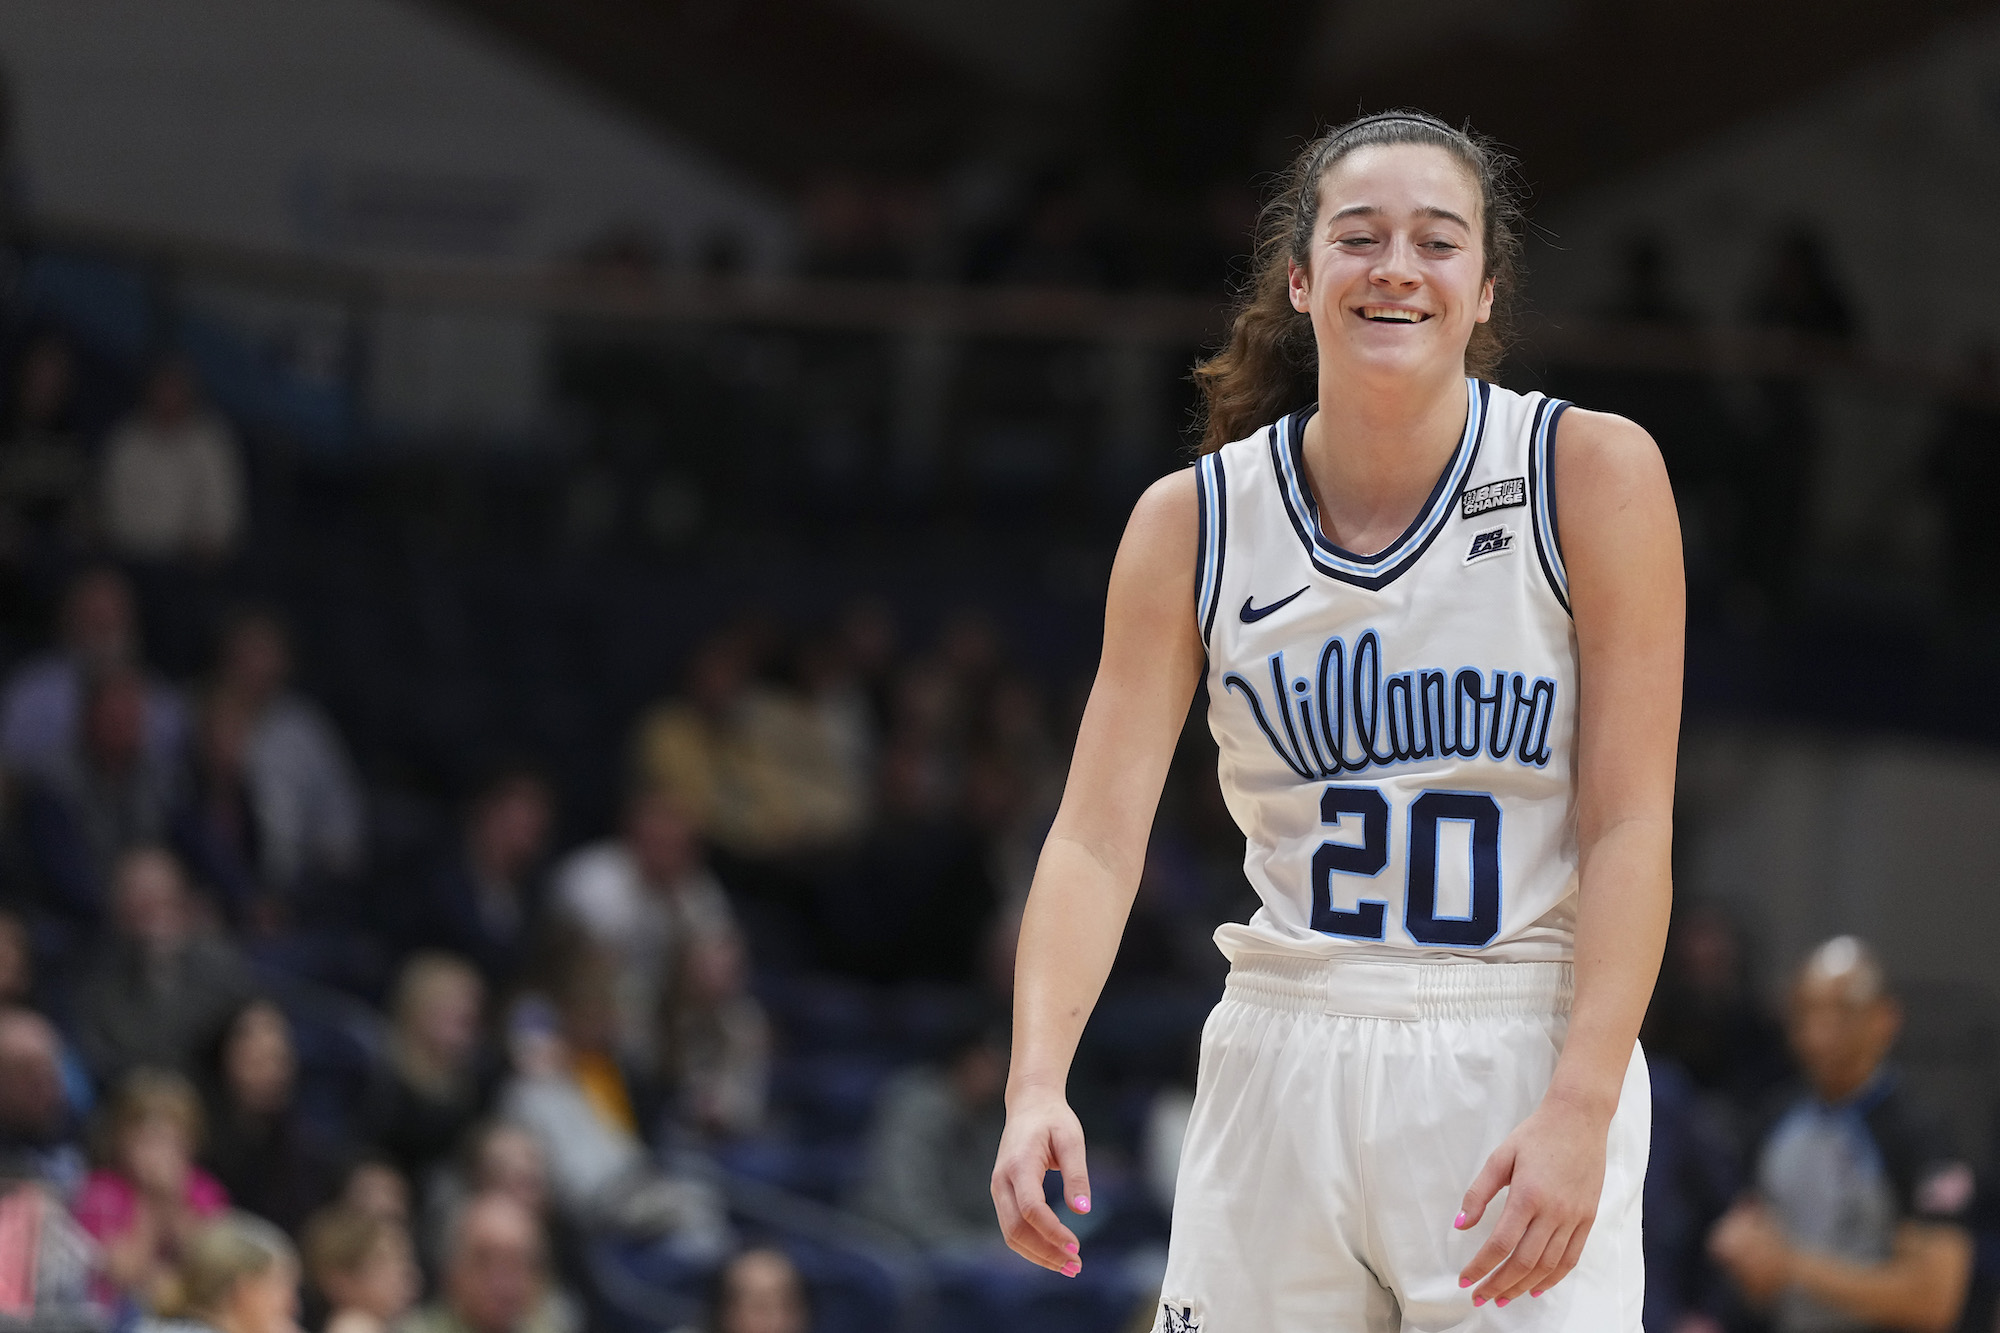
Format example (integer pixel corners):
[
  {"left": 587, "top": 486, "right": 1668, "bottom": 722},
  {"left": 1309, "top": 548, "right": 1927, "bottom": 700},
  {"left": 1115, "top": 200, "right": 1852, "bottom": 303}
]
[
  {"left": 1052, "top": 1119, "right": 1093, "bottom": 1219},
  {"left": 992, "top": 1162, "right": 1073, "bottom": 1271},
  {"left": 1457, "top": 1141, "right": 1516, "bottom": 1233},
  {"left": 1012, "top": 1166, "right": 1081, "bottom": 1271},
  {"left": 1494, "top": 1220, "right": 1573, "bottom": 1303},
  {"left": 1531, "top": 1220, "right": 1594, "bottom": 1297},
  {"left": 1459, "top": 1189, "right": 1530, "bottom": 1289},
  {"left": 1472, "top": 1215, "right": 1556, "bottom": 1305}
]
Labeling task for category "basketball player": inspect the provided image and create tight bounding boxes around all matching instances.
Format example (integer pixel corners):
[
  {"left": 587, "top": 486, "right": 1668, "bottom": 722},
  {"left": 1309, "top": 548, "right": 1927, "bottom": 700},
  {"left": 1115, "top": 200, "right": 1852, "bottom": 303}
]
[{"left": 991, "top": 111, "right": 1681, "bottom": 1332}]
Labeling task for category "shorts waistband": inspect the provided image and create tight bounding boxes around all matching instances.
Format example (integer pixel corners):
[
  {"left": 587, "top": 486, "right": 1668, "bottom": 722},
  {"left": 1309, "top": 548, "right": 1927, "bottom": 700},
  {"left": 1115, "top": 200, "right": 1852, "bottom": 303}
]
[{"left": 1224, "top": 953, "right": 1574, "bottom": 1021}]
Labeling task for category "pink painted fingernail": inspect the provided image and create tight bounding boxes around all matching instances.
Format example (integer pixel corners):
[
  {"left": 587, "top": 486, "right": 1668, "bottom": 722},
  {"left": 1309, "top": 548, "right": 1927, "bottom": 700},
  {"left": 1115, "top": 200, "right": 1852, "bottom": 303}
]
[
  {"left": 1531, "top": 1290, "right": 1543, "bottom": 1298},
  {"left": 1458, "top": 1278, "right": 1471, "bottom": 1288},
  {"left": 1497, "top": 1298, "right": 1510, "bottom": 1308},
  {"left": 1454, "top": 1211, "right": 1468, "bottom": 1228},
  {"left": 1061, "top": 1261, "right": 1080, "bottom": 1277},
  {"left": 1064, "top": 1242, "right": 1079, "bottom": 1255},
  {"left": 1472, "top": 1296, "right": 1486, "bottom": 1307},
  {"left": 1073, "top": 1196, "right": 1091, "bottom": 1213}
]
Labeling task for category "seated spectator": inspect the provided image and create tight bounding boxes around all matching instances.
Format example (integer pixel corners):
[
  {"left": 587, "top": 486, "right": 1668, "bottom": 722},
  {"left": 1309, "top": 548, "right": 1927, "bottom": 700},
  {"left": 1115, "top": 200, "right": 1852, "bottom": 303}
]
[
  {"left": 498, "top": 980, "right": 727, "bottom": 1260},
  {"left": 22, "top": 665, "right": 190, "bottom": 921},
  {"left": 408, "top": 768, "right": 553, "bottom": 990},
  {"left": 304, "top": 1204, "right": 420, "bottom": 1333},
  {"left": 336, "top": 1154, "right": 413, "bottom": 1226},
  {"left": 419, "top": 1122, "right": 585, "bottom": 1305},
  {"left": 140, "top": 1211, "right": 300, "bottom": 1333},
  {"left": 633, "top": 631, "right": 863, "bottom": 861},
  {"left": 178, "top": 689, "right": 264, "bottom": 926},
  {"left": 200, "top": 999, "right": 343, "bottom": 1236},
  {"left": 0, "top": 908, "right": 94, "bottom": 1116},
  {"left": 853, "top": 1026, "right": 1007, "bottom": 1249},
  {"left": 75, "top": 1069, "right": 229, "bottom": 1310},
  {"left": 1709, "top": 936, "right": 1984, "bottom": 1333},
  {"left": 366, "top": 954, "right": 495, "bottom": 1187},
  {"left": 549, "top": 788, "right": 736, "bottom": 1075},
  {"left": 0, "top": 565, "right": 188, "bottom": 779},
  {"left": 0, "top": 1175, "right": 100, "bottom": 1324},
  {"left": 395, "top": 1191, "right": 579, "bottom": 1333},
  {"left": 694, "top": 1247, "right": 810, "bottom": 1333},
  {"left": 463, "top": 1125, "right": 548, "bottom": 1220},
  {"left": 208, "top": 610, "right": 366, "bottom": 899},
  {"left": 658, "top": 925, "right": 769, "bottom": 1141},
  {"left": 74, "top": 847, "right": 254, "bottom": 1083},
  {"left": 99, "top": 356, "right": 244, "bottom": 564},
  {"left": 0, "top": 331, "right": 89, "bottom": 557},
  {"left": 0, "top": 1006, "right": 87, "bottom": 1197},
  {"left": 421, "top": 1123, "right": 552, "bottom": 1262}
]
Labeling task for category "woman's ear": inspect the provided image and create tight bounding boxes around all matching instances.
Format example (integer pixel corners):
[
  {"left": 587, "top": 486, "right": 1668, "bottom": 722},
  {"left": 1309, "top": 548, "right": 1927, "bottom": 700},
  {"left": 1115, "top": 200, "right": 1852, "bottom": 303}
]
[
  {"left": 1474, "top": 275, "right": 1495, "bottom": 325},
  {"left": 1289, "top": 259, "right": 1312, "bottom": 315}
]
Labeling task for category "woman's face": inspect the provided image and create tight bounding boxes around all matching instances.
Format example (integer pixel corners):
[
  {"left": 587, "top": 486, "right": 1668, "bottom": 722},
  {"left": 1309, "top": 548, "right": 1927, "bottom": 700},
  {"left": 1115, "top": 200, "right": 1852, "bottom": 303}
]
[
  {"left": 412, "top": 976, "right": 481, "bottom": 1069},
  {"left": 121, "top": 1116, "right": 193, "bottom": 1195},
  {"left": 224, "top": 1260, "right": 301, "bottom": 1333},
  {"left": 474, "top": 1128, "right": 550, "bottom": 1218},
  {"left": 328, "top": 1232, "right": 419, "bottom": 1321},
  {"left": 225, "top": 1004, "right": 295, "bottom": 1116},
  {"left": 1289, "top": 143, "right": 1492, "bottom": 384},
  {"left": 340, "top": 1164, "right": 411, "bottom": 1223},
  {"left": 720, "top": 1250, "right": 808, "bottom": 1333}
]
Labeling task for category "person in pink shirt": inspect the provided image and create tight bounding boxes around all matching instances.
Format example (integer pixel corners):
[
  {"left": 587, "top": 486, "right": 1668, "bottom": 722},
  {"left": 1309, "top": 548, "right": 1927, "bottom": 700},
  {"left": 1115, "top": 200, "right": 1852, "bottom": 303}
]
[{"left": 74, "top": 1068, "right": 229, "bottom": 1309}]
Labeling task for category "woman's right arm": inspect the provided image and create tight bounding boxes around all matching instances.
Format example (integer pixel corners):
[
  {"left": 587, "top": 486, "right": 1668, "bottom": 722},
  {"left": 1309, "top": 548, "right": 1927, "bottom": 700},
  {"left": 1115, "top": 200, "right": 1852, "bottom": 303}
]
[{"left": 991, "top": 468, "right": 1204, "bottom": 1275}]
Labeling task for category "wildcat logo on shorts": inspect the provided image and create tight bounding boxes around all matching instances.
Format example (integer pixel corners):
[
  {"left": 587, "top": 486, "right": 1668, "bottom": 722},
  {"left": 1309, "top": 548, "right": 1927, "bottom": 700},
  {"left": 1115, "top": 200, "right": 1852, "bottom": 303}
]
[
  {"left": 1464, "top": 526, "right": 1515, "bottom": 564},
  {"left": 1159, "top": 1302, "right": 1201, "bottom": 1333}
]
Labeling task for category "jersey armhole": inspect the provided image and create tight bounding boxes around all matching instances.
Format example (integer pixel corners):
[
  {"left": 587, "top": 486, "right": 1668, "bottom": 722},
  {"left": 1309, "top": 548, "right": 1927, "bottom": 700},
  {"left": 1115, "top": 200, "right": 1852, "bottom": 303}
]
[
  {"left": 1528, "top": 399, "right": 1572, "bottom": 617},
  {"left": 1195, "top": 450, "right": 1228, "bottom": 647}
]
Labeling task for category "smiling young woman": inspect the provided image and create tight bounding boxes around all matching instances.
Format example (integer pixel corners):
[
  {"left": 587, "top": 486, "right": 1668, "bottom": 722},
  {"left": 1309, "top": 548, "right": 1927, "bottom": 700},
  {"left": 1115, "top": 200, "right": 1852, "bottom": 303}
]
[{"left": 990, "top": 111, "right": 1683, "bottom": 1332}]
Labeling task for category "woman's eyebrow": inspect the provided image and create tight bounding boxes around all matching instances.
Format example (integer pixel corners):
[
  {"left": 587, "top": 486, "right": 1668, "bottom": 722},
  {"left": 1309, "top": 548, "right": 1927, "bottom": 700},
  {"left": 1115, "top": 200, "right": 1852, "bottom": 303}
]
[{"left": 1330, "top": 204, "right": 1471, "bottom": 228}]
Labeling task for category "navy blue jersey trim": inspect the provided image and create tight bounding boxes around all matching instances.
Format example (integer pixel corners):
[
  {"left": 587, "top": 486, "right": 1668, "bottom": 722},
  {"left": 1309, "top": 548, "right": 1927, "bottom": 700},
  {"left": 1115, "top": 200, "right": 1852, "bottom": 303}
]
[
  {"left": 1194, "top": 457, "right": 1212, "bottom": 643},
  {"left": 1267, "top": 378, "right": 1492, "bottom": 592},
  {"left": 1527, "top": 398, "right": 1573, "bottom": 617},
  {"left": 1198, "top": 451, "right": 1229, "bottom": 645}
]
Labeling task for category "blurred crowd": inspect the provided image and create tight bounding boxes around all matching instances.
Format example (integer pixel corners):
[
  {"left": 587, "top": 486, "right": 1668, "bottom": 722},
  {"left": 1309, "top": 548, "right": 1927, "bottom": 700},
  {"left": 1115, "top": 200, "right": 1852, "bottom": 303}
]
[{"left": 0, "top": 319, "right": 1254, "bottom": 1333}]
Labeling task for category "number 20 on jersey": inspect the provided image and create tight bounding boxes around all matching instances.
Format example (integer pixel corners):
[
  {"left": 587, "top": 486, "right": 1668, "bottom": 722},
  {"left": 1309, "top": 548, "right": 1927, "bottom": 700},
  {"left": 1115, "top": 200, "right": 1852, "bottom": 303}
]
[{"left": 1313, "top": 786, "right": 1501, "bottom": 947}]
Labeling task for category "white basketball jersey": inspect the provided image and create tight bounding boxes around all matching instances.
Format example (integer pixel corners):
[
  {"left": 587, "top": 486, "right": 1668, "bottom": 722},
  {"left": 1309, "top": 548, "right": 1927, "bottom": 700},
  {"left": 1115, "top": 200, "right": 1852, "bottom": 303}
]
[{"left": 1195, "top": 377, "right": 1578, "bottom": 964}]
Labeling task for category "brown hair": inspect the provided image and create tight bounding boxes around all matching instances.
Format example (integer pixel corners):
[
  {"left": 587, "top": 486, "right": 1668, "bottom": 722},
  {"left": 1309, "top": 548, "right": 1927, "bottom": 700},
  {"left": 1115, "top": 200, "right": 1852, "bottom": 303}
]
[
  {"left": 94, "top": 1067, "right": 205, "bottom": 1165},
  {"left": 1193, "top": 110, "right": 1527, "bottom": 453},
  {"left": 388, "top": 950, "right": 483, "bottom": 1096},
  {"left": 302, "top": 1205, "right": 395, "bottom": 1290}
]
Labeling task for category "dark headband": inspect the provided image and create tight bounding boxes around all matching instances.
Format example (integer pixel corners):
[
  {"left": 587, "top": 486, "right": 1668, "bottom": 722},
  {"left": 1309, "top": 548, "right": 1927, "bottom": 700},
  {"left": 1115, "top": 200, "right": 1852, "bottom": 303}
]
[{"left": 1327, "top": 112, "right": 1453, "bottom": 143}]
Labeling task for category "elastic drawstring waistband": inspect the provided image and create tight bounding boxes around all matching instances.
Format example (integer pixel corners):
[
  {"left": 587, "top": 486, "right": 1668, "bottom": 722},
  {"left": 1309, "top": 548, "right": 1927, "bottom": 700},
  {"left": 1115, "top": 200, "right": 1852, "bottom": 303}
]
[{"left": 1224, "top": 953, "right": 1573, "bottom": 1022}]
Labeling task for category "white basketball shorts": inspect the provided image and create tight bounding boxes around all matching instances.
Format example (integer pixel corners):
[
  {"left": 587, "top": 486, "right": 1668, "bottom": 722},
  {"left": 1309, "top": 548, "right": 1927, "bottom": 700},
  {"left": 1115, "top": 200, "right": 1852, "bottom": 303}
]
[{"left": 1154, "top": 954, "right": 1648, "bottom": 1333}]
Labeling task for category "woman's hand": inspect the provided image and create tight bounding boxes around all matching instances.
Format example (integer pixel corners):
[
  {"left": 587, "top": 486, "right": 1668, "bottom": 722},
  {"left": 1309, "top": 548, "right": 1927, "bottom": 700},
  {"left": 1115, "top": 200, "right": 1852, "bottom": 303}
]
[
  {"left": 991, "top": 1090, "right": 1091, "bottom": 1276},
  {"left": 1455, "top": 1093, "right": 1611, "bottom": 1306}
]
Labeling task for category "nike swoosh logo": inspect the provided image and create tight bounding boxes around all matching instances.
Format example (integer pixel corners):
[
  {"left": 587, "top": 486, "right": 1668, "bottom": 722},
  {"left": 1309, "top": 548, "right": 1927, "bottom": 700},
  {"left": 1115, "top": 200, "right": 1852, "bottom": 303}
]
[{"left": 1240, "top": 587, "right": 1308, "bottom": 623}]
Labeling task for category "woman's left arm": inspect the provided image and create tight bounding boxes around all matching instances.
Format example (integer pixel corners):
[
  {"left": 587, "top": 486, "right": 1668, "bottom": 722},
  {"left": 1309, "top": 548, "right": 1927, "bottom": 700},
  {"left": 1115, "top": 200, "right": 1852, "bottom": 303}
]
[{"left": 1457, "top": 406, "right": 1685, "bottom": 1307}]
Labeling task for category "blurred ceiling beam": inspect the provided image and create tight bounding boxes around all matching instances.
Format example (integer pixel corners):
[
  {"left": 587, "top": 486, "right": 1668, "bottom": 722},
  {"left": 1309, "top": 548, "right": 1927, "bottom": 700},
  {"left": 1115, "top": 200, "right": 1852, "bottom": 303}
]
[
  {"left": 421, "top": 0, "right": 988, "bottom": 183},
  {"left": 1306, "top": 0, "right": 2000, "bottom": 197},
  {"left": 428, "top": 0, "right": 2000, "bottom": 204}
]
